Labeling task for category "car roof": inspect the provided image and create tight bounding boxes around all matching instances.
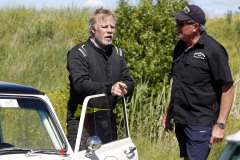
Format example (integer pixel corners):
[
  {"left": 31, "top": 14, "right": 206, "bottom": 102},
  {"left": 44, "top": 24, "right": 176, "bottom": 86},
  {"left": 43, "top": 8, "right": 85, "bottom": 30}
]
[{"left": 0, "top": 81, "right": 44, "bottom": 95}]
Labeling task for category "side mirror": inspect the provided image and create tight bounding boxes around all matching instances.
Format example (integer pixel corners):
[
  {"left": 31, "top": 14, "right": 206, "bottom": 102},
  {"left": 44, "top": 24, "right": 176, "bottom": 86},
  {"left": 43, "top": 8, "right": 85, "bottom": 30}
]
[{"left": 85, "top": 136, "right": 102, "bottom": 158}]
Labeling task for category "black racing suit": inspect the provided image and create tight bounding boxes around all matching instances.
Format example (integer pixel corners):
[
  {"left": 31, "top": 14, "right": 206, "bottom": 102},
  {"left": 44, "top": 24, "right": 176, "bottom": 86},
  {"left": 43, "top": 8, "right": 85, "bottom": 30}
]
[{"left": 66, "top": 38, "right": 134, "bottom": 150}]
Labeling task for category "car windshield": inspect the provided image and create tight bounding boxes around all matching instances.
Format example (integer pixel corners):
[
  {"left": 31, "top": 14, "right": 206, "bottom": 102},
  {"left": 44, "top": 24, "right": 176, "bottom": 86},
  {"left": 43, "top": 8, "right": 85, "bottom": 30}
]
[{"left": 0, "top": 97, "right": 65, "bottom": 150}]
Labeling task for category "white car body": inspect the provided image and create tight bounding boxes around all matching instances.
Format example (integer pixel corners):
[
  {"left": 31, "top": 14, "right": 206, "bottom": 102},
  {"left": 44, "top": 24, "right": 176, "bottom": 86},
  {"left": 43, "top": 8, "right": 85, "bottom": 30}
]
[{"left": 0, "top": 82, "right": 138, "bottom": 160}]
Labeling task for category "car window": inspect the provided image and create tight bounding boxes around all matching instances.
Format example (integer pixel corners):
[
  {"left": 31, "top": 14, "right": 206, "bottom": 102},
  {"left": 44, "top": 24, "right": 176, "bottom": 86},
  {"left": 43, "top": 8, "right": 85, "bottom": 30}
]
[
  {"left": 0, "top": 97, "right": 65, "bottom": 150},
  {"left": 79, "top": 96, "right": 127, "bottom": 151}
]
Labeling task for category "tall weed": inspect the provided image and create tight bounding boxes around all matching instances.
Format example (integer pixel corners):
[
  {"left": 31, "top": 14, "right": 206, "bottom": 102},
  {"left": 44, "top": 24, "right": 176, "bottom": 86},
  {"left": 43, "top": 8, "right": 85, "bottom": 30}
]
[
  {"left": 206, "top": 13, "right": 240, "bottom": 77},
  {"left": 0, "top": 8, "right": 90, "bottom": 92}
]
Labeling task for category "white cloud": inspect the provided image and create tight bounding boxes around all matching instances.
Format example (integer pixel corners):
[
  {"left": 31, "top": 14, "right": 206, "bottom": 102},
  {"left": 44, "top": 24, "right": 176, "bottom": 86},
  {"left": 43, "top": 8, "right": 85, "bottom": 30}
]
[
  {"left": 212, "top": 0, "right": 240, "bottom": 8},
  {"left": 82, "top": 0, "right": 105, "bottom": 8},
  {"left": 189, "top": 0, "right": 240, "bottom": 18},
  {"left": 211, "top": 9, "right": 225, "bottom": 17}
]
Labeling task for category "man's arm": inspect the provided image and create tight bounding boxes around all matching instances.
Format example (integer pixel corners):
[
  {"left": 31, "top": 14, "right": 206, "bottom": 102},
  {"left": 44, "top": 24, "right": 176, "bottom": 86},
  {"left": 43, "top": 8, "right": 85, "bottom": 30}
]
[
  {"left": 110, "top": 57, "right": 134, "bottom": 97},
  {"left": 209, "top": 82, "right": 235, "bottom": 145},
  {"left": 162, "top": 107, "right": 174, "bottom": 132},
  {"left": 67, "top": 49, "right": 111, "bottom": 96},
  {"left": 118, "top": 49, "right": 134, "bottom": 97}
]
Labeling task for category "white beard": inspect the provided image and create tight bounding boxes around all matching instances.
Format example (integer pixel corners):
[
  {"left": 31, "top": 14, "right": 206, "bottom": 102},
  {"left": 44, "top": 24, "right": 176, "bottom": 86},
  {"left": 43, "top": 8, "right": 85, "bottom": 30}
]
[{"left": 95, "top": 32, "right": 113, "bottom": 47}]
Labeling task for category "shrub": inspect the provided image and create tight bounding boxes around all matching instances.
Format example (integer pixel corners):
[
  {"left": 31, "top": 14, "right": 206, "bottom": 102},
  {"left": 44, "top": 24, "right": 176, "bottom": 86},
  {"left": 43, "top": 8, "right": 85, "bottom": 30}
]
[{"left": 113, "top": 0, "right": 188, "bottom": 95}]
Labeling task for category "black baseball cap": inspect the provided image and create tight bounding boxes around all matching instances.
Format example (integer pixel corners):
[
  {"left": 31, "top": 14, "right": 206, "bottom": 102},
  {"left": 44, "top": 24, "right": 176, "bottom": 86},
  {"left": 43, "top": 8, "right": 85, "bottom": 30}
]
[{"left": 172, "top": 5, "right": 206, "bottom": 25}]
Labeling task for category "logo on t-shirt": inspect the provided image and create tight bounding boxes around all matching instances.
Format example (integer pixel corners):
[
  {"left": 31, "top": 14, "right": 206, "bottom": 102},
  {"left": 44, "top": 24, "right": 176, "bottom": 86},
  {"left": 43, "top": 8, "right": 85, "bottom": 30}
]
[{"left": 193, "top": 52, "right": 205, "bottom": 59}]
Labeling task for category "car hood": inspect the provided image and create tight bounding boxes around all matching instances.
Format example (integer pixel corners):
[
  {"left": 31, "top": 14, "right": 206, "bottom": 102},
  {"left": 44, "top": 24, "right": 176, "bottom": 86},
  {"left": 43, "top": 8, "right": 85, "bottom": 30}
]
[{"left": 0, "top": 153, "right": 72, "bottom": 160}]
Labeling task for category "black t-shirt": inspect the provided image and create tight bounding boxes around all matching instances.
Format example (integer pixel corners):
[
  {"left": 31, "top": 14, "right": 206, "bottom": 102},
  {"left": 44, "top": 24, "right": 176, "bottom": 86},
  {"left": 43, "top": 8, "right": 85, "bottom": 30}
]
[{"left": 170, "top": 32, "right": 233, "bottom": 126}]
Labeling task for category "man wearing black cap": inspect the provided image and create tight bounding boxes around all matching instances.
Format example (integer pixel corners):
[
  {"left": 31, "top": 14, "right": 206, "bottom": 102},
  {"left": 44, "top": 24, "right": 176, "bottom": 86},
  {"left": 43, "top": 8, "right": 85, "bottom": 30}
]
[{"left": 162, "top": 5, "right": 235, "bottom": 160}]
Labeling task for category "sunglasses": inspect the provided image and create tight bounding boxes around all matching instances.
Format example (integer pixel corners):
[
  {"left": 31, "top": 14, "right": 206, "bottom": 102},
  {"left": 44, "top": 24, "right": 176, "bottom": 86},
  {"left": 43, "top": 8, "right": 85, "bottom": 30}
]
[{"left": 176, "top": 21, "right": 195, "bottom": 27}]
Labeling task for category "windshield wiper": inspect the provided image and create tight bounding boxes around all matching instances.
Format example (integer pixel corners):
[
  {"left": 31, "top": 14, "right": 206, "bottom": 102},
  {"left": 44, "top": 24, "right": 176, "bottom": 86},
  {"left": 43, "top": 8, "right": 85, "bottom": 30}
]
[{"left": 26, "top": 149, "right": 68, "bottom": 156}]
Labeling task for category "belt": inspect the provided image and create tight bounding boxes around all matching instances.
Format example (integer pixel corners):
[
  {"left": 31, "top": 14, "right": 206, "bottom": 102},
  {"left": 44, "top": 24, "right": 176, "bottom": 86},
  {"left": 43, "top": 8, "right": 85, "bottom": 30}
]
[{"left": 74, "top": 104, "right": 111, "bottom": 118}]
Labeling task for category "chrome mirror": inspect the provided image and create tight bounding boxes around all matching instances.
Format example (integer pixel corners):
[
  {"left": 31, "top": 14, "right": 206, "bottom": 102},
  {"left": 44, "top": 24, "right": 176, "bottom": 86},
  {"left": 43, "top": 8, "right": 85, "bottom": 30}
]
[{"left": 85, "top": 136, "right": 102, "bottom": 158}]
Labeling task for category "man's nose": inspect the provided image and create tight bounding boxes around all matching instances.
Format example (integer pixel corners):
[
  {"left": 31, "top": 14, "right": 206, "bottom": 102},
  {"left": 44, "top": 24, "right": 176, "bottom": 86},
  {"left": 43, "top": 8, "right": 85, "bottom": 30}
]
[{"left": 107, "top": 26, "right": 114, "bottom": 33}]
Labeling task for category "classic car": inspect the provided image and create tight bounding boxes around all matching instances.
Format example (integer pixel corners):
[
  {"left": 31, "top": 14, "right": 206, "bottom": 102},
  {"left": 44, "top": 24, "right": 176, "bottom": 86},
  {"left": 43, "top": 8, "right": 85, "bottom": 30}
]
[{"left": 0, "top": 81, "right": 138, "bottom": 160}]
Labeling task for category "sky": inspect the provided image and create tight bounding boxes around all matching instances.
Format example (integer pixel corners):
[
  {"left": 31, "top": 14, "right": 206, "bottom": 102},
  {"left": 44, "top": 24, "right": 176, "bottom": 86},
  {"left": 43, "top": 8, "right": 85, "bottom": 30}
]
[{"left": 0, "top": 0, "right": 239, "bottom": 18}]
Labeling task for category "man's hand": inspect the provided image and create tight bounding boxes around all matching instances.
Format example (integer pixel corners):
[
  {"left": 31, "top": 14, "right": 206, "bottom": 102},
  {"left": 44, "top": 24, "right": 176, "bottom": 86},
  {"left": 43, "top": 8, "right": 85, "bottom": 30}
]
[
  {"left": 111, "top": 82, "right": 128, "bottom": 97},
  {"left": 209, "top": 124, "right": 225, "bottom": 147},
  {"left": 162, "top": 110, "right": 174, "bottom": 132},
  {"left": 209, "top": 83, "right": 234, "bottom": 147}
]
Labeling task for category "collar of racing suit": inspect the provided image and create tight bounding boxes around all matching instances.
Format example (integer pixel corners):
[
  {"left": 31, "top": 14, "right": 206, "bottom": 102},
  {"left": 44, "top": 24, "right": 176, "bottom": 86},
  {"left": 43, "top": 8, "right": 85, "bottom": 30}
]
[{"left": 90, "top": 36, "right": 110, "bottom": 52}]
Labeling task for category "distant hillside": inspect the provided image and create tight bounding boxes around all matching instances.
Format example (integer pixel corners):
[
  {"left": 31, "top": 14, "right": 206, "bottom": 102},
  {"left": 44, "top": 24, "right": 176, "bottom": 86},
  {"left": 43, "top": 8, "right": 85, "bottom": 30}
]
[{"left": 0, "top": 8, "right": 91, "bottom": 92}]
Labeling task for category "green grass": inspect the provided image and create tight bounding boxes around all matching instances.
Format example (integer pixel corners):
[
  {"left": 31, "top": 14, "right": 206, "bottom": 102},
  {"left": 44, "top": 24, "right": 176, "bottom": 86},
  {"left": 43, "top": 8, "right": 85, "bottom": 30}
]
[
  {"left": 133, "top": 132, "right": 180, "bottom": 160},
  {"left": 206, "top": 14, "right": 240, "bottom": 78},
  {"left": 0, "top": 8, "right": 90, "bottom": 92}
]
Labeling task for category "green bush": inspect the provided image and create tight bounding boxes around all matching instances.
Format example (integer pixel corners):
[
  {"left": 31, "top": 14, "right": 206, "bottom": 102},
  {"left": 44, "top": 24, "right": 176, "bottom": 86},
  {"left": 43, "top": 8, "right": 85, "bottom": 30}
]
[{"left": 114, "top": 0, "right": 188, "bottom": 95}]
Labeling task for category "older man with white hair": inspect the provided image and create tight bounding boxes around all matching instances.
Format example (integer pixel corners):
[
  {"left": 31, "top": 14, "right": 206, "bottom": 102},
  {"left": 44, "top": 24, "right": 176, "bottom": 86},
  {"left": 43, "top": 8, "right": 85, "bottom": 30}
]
[{"left": 66, "top": 8, "right": 134, "bottom": 150}]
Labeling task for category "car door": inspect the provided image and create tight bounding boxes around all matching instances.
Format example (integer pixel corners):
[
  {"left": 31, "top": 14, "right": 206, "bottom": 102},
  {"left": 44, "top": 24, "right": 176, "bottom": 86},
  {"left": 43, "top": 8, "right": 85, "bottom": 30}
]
[{"left": 73, "top": 94, "right": 138, "bottom": 160}]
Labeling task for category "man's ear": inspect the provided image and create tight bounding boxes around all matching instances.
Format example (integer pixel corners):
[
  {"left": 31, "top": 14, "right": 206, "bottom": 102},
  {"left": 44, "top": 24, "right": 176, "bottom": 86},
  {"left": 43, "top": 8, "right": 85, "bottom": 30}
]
[
  {"left": 193, "top": 23, "right": 199, "bottom": 32},
  {"left": 91, "top": 25, "right": 96, "bottom": 34}
]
